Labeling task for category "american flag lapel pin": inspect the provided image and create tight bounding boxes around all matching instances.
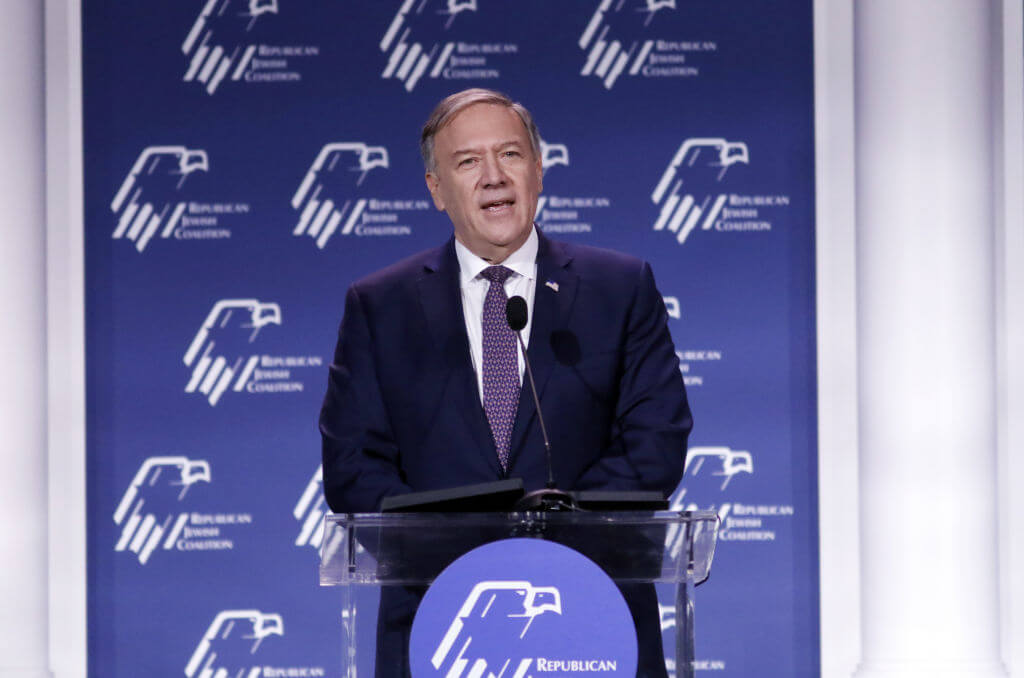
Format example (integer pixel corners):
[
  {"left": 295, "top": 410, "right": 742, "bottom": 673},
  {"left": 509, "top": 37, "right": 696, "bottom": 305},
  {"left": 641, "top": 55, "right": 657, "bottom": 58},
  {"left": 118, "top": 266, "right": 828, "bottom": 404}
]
[{"left": 545, "top": 280, "right": 559, "bottom": 292}]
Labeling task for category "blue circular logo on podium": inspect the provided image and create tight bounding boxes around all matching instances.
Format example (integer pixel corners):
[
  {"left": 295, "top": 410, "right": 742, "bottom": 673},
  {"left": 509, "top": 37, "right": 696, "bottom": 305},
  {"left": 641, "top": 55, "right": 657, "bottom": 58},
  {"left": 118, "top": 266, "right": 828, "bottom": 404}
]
[{"left": 410, "top": 538, "right": 637, "bottom": 677}]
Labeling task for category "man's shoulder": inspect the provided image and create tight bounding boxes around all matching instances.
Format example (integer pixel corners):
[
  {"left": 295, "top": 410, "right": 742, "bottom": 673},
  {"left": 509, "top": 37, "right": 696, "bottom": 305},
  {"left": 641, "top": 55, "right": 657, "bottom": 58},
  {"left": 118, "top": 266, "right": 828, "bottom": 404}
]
[
  {"left": 550, "top": 237, "right": 648, "bottom": 279},
  {"left": 349, "top": 240, "right": 450, "bottom": 297}
]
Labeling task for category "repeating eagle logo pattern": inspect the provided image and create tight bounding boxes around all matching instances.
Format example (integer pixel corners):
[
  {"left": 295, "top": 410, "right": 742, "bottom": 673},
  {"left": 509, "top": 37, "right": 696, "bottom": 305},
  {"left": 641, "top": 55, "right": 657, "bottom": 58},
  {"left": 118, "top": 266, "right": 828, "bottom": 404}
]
[
  {"left": 111, "top": 146, "right": 209, "bottom": 253},
  {"left": 182, "top": 0, "right": 279, "bottom": 95},
  {"left": 112, "top": 456, "right": 212, "bottom": 565},
  {"left": 579, "top": 0, "right": 677, "bottom": 89},
  {"left": 185, "top": 609, "right": 284, "bottom": 678},
  {"left": 380, "top": 0, "right": 478, "bottom": 91},
  {"left": 651, "top": 137, "right": 749, "bottom": 245},
  {"left": 291, "top": 142, "right": 390, "bottom": 249},
  {"left": 431, "top": 580, "right": 562, "bottom": 678},
  {"left": 183, "top": 299, "right": 283, "bottom": 406}
]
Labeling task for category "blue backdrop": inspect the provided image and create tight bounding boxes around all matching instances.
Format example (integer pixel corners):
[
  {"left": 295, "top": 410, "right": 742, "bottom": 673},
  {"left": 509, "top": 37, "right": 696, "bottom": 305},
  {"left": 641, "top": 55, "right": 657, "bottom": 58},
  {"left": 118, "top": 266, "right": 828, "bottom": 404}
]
[{"left": 82, "top": 1, "right": 818, "bottom": 675}]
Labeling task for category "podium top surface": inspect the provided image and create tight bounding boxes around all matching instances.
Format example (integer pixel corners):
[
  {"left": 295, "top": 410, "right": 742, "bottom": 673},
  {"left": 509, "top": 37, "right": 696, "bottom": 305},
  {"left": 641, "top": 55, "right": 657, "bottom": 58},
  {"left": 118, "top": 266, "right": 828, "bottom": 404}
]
[{"left": 319, "top": 510, "right": 719, "bottom": 587}]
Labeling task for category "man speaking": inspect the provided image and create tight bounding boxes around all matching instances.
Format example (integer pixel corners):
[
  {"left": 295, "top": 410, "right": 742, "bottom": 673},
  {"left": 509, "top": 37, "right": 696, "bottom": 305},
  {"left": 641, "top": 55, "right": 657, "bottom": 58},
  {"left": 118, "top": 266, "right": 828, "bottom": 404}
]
[{"left": 320, "top": 88, "right": 692, "bottom": 676}]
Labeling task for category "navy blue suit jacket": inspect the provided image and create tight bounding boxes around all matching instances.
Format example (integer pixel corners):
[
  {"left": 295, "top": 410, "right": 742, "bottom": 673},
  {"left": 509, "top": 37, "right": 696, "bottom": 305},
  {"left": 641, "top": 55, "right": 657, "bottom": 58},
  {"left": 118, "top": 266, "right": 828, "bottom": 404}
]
[{"left": 320, "top": 231, "right": 691, "bottom": 512}]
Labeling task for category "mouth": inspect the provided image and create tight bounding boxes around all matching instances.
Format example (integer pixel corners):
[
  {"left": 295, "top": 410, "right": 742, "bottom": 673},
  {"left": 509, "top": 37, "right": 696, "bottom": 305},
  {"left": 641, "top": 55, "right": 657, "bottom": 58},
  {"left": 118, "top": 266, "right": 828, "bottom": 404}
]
[{"left": 480, "top": 198, "right": 515, "bottom": 213}]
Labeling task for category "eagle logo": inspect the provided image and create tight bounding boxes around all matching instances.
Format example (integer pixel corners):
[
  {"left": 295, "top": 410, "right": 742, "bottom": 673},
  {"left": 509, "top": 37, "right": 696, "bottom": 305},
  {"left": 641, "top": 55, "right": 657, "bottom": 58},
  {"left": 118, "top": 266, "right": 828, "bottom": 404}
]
[
  {"left": 533, "top": 139, "right": 570, "bottom": 222},
  {"left": 291, "top": 142, "right": 390, "bottom": 249},
  {"left": 379, "top": 0, "right": 479, "bottom": 91},
  {"left": 181, "top": 0, "right": 279, "bottom": 94},
  {"left": 683, "top": 446, "right": 754, "bottom": 491},
  {"left": 539, "top": 140, "right": 570, "bottom": 174},
  {"left": 651, "top": 137, "right": 750, "bottom": 245},
  {"left": 185, "top": 609, "right": 284, "bottom": 678},
  {"left": 431, "top": 581, "right": 562, "bottom": 678},
  {"left": 110, "top": 145, "right": 209, "bottom": 252},
  {"left": 578, "top": 0, "right": 679, "bottom": 89},
  {"left": 183, "top": 299, "right": 283, "bottom": 406},
  {"left": 112, "top": 456, "right": 211, "bottom": 565}
]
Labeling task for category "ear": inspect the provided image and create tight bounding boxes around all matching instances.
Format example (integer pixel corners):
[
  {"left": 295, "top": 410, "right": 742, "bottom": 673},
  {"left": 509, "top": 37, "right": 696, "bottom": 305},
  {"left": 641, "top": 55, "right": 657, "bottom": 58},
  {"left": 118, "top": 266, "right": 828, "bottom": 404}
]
[
  {"left": 425, "top": 171, "right": 446, "bottom": 211},
  {"left": 535, "top": 157, "right": 543, "bottom": 194}
]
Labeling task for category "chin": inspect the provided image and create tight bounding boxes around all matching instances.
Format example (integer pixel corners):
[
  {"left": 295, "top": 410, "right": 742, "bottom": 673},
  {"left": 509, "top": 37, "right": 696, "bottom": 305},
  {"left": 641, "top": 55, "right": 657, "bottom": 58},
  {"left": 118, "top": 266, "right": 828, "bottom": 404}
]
[{"left": 491, "top": 224, "right": 531, "bottom": 246}]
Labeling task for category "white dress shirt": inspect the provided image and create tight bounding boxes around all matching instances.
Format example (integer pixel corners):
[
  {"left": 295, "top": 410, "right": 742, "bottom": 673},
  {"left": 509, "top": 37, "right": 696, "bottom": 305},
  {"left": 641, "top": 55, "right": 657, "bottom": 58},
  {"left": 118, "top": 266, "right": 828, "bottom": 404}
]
[{"left": 454, "top": 226, "right": 538, "bottom": 403}]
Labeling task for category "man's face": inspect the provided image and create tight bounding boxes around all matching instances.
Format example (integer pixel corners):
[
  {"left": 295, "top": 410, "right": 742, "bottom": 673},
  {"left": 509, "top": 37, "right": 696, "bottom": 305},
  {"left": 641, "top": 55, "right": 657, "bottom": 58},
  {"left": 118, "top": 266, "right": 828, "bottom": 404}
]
[{"left": 425, "top": 103, "right": 543, "bottom": 263}]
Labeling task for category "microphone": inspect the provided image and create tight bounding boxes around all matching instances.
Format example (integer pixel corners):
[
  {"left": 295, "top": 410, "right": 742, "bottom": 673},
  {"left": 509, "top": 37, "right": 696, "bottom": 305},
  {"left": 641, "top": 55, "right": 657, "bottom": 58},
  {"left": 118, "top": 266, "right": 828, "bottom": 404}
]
[
  {"left": 506, "top": 295, "right": 528, "bottom": 333},
  {"left": 505, "top": 295, "right": 576, "bottom": 511}
]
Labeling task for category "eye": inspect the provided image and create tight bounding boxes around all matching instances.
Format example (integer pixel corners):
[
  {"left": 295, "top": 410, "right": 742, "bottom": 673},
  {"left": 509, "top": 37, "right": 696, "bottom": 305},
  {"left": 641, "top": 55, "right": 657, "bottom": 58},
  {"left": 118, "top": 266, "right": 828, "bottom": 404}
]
[
  {"left": 503, "top": 150, "right": 521, "bottom": 158},
  {"left": 457, "top": 157, "right": 477, "bottom": 168}
]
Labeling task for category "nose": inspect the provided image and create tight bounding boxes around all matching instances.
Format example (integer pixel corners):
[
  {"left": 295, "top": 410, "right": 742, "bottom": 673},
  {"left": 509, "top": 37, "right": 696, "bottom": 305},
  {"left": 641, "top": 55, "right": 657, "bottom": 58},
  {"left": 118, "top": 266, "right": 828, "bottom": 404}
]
[{"left": 479, "top": 152, "right": 507, "bottom": 188}]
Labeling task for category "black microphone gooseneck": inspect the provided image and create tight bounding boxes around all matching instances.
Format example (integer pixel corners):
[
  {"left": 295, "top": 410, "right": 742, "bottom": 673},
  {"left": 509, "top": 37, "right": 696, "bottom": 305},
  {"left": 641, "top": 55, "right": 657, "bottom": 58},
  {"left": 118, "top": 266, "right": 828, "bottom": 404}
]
[{"left": 505, "top": 295, "right": 576, "bottom": 511}]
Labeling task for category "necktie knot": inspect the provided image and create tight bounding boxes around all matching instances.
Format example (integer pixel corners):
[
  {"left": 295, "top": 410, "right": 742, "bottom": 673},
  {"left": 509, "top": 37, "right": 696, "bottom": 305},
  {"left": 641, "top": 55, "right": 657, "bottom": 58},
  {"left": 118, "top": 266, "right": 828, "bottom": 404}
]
[{"left": 480, "top": 265, "right": 514, "bottom": 285}]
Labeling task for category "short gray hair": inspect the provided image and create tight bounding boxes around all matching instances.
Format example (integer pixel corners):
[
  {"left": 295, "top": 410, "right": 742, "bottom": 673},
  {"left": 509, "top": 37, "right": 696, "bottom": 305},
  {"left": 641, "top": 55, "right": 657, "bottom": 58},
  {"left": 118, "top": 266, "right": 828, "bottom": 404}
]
[{"left": 420, "top": 88, "right": 541, "bottom": 172}]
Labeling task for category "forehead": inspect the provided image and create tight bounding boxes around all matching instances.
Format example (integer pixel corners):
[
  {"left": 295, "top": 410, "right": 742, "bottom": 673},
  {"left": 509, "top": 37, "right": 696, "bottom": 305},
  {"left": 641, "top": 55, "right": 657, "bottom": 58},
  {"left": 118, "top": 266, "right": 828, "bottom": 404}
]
[{"left": 435, "top": 103, "right": 530, "bottom": 151}]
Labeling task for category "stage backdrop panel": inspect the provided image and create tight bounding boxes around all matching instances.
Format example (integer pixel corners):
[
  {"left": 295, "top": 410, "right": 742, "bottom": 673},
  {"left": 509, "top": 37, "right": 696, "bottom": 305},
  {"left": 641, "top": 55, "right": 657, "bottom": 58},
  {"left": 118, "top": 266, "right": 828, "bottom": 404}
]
[{"left": 82, "top": 1, "right": 818, "bottom": 675}]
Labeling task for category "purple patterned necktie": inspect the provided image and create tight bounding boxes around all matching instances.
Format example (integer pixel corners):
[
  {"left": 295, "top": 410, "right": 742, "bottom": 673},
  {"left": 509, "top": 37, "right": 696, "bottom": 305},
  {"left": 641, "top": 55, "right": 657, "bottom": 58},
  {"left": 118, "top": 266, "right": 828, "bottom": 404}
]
[{"left": 480, "top": 265, "right": 520, "bottom": 470}]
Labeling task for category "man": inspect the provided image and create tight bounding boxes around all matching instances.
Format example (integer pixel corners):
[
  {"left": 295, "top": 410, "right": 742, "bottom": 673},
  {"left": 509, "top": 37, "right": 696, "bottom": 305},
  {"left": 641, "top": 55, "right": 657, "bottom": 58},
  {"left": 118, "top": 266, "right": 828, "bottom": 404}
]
[{"left": 320, "top": 88, "right": 692, "bottom": 676}]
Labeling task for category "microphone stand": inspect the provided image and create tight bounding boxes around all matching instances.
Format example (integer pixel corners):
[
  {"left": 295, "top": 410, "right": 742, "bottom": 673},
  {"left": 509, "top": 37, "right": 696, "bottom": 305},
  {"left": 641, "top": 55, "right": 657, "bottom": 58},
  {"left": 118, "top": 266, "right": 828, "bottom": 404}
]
[{"left": 510, "top": 325, "right": 577, "bottom": 512}]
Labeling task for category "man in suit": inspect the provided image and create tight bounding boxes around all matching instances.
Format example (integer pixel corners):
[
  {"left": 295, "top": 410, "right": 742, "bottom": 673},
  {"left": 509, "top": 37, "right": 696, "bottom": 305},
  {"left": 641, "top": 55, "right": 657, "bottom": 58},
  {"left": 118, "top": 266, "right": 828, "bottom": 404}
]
[{"left": 320, "top": 88, "right": 692, "bottom": 677}]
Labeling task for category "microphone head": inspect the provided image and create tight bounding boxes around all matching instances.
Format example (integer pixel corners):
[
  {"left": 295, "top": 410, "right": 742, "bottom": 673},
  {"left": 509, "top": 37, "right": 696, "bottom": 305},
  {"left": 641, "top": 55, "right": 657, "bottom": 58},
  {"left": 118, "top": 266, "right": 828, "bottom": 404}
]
[{"left": 505, "top": 295, "right": 528, "bottom": 332}]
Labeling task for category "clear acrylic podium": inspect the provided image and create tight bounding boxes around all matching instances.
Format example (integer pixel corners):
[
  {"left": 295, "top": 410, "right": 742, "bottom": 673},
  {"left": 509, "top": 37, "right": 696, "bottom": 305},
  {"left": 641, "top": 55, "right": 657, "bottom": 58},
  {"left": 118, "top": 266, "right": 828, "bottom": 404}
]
[{"left": 320, "top": 511, "right": 718, "bottom": 678}]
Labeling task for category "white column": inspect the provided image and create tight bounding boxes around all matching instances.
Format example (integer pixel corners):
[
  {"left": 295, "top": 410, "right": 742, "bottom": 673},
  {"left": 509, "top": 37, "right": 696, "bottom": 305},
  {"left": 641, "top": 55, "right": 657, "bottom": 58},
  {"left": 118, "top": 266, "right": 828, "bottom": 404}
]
[
  {"left": 998, "top": 4, "right": 1024, "bottom": 674},
  {"left": 854, "top": 1, "right": 1006, "bottom": 676},
  {"left": 44, "top": 0, "right": 87, "bottom": 673},
  {"left": 813, "top": 0, "right": 861, "bottom": 674},
  {"left": 0, "top": 2, "right": 51, "bottom": 678}
]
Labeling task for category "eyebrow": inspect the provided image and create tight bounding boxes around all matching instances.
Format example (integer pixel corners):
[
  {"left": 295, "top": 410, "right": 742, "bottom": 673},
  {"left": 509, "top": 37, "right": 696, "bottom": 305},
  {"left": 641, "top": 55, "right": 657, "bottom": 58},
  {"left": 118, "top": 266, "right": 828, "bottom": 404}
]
[{"left": 450, "top": 139, "right": 524, "bottom": 157}]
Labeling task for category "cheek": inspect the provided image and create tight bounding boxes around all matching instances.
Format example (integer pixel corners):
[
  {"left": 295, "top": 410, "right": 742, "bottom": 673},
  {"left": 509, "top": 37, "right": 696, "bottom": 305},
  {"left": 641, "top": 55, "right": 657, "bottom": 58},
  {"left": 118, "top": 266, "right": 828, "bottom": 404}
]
[
  {"left": 454, "top": 188, "right": 477, "bottom": 215},
  {"left": 442, "top": 186, "right": 466, "bottom": 212}
]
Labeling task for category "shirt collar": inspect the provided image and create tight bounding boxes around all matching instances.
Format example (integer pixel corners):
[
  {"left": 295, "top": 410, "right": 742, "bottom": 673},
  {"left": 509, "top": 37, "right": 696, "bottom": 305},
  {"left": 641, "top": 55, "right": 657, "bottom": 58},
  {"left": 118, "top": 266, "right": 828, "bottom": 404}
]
[{"left": 455, "top": 225, "right": 538, "bottom": 287}]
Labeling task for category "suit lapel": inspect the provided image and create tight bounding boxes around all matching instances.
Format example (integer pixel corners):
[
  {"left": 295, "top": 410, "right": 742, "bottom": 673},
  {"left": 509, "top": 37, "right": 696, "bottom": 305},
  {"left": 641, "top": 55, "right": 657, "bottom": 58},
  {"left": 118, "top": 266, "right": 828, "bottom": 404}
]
[
  {"left": 507, "top": 233, "right": 578, "bottom": 466},
  {"left": 417, "top": 239, "right": 502, "bottom": 477}
]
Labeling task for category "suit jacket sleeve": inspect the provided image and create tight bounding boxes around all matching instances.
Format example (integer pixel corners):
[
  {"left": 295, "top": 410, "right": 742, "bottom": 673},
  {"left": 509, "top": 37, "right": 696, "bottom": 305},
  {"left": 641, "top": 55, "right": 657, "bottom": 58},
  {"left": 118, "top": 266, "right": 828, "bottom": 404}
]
[
  {"left": 320, "top": 284, "right": 412, "bottom": 513},
  {"left": 574, "top": 261, "right": 692, "bottom": 496}
]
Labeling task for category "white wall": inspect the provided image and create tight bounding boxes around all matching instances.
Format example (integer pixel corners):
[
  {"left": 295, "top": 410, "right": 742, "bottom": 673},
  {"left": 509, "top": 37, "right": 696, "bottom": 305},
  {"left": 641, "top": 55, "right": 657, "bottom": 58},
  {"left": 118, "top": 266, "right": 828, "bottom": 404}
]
[
  {"left": 854, "top": 1, "right": 1003, "bottom": 675},
  {"left": 0, "top": 2, "right": 51, "bottom": 678}
]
